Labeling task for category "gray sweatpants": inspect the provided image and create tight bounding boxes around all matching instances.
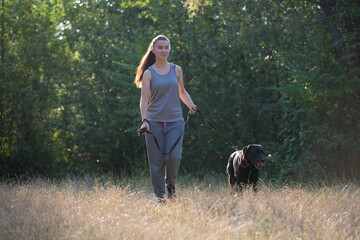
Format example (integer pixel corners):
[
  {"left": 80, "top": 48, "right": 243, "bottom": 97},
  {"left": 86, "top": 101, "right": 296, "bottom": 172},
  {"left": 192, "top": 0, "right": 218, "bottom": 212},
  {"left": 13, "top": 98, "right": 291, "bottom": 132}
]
[{"left": 145, "top": 120, "right": 185, "bottom": 198}]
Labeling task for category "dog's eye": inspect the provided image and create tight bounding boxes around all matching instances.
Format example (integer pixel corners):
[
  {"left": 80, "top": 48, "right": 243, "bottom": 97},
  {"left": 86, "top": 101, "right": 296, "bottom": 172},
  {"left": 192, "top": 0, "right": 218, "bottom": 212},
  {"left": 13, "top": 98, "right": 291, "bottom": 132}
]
[{"left": 255, "top": 149, "right": 264, "bottom": 155}]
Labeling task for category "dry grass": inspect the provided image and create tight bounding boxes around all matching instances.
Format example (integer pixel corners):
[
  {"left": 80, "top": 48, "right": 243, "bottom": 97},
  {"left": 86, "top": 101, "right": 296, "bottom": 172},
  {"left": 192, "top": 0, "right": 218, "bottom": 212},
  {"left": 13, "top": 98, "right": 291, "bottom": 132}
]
[{"left": 1, "top": 175, "right": 359, "bottom": 240}]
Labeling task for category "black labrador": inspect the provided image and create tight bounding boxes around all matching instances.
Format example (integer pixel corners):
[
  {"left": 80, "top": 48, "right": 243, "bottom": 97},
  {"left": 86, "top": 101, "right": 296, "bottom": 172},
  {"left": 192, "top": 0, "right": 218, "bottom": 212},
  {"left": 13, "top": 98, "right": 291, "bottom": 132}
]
[{"left": 227, "top": 144, "right": 265, "bottom": 192}]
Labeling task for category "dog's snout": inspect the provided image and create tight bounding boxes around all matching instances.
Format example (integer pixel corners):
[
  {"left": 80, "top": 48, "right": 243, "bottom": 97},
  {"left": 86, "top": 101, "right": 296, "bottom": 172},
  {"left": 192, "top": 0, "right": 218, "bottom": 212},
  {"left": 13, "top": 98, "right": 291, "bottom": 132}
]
[
  {"left": 258, "top": 158, "right": 266, "bottom": 167},
  {"left": 257, "top": 162, "right": 265, "bottom": 167}
]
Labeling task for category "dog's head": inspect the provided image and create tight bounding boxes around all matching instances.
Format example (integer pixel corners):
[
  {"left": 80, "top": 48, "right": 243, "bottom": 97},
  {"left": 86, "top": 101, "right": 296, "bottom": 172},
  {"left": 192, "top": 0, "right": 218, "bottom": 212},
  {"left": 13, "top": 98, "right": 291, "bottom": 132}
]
[{"left": 243, "top": 144, "right": 265, "bottom": 169}]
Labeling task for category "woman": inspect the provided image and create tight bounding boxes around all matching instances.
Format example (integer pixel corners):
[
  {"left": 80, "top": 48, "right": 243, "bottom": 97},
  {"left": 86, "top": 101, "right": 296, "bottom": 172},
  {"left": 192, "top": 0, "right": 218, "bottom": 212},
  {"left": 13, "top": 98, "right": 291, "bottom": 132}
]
[{"left": 135, "top": 35, "right": 197, "bottom": 202}]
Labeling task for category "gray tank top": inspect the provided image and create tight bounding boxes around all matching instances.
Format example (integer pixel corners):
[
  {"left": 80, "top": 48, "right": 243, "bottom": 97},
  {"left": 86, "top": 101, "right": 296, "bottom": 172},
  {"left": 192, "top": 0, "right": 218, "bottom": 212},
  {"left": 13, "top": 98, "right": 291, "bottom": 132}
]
[{"left": 147, "top": 63, "right": 183, "bottom": 122}]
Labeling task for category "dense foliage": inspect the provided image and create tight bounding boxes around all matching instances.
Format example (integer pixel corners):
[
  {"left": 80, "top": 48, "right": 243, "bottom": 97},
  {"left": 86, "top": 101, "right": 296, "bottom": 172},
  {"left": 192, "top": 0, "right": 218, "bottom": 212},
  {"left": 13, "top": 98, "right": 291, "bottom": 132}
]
[{"left": 1, "top": 0, "right": 359, "bottom": 179}]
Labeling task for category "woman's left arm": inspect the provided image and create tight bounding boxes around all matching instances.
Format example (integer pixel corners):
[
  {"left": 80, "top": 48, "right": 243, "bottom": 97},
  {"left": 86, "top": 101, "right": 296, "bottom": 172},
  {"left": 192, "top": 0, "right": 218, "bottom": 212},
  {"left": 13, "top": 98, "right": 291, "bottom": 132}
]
[{"left": 176, "top": 65, "right": 197, "bottom": 114}]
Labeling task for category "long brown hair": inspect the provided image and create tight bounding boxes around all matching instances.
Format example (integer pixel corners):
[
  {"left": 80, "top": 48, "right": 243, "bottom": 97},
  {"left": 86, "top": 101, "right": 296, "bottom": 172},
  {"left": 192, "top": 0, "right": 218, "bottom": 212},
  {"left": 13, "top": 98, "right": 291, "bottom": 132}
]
[{"left": 134, "top": 35, "right": 170, "bottom": 88}]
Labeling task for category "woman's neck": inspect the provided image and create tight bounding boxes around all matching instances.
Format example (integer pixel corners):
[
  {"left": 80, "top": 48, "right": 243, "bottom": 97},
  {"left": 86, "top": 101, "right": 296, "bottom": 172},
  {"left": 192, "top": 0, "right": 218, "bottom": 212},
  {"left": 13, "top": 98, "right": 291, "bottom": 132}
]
[{"left": 154, "top": 59, "right": 168, "bottom": 69}]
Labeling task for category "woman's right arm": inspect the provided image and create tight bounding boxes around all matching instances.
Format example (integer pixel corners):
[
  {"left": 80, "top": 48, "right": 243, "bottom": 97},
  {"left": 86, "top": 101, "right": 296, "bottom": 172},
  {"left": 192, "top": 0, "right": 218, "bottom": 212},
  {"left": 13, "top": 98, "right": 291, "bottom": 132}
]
[{"left": 139, "top": 70, "right": 151, "bottom": 135}]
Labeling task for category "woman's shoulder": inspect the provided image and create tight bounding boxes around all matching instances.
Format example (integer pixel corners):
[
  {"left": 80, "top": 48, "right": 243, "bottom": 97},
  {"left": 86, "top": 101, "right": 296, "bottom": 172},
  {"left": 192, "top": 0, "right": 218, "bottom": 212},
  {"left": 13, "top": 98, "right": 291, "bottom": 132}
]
[
  {"left": 143, "top": 69, "right": 151, "bottom": 80},
  {"left": 171, "top": 63, "right": 182, "bottom": 73}
]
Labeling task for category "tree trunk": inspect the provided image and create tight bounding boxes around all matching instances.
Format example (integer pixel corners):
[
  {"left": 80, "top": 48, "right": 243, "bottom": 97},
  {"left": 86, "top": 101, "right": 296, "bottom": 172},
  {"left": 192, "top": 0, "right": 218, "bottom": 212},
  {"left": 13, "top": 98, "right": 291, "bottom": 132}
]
[
  {"left": 319, "top": 0, "right": 344, "bottom": 58},
  {"left": 0, "top": 0, "right": 5, "bottom": 142}
]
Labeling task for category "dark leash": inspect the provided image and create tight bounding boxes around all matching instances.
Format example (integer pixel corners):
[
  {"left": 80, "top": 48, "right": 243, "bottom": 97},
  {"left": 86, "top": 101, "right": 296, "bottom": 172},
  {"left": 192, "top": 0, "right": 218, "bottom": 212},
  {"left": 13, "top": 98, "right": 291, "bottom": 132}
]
[
  {"left": 137, "top": 111, "right": 191, "bottom": 156},
  {"left": 138, "top": 108, "right": 239, "bottom": 155},
  {"left": 195, "top": 108, "right": 239, "bottom": 152}
]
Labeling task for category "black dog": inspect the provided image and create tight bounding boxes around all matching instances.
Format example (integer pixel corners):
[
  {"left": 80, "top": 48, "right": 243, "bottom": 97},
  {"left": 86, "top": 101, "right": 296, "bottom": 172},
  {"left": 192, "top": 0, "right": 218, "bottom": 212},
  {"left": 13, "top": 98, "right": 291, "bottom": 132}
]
[{"left": 227, "top": 144, "right": 265, "bottom": 192}]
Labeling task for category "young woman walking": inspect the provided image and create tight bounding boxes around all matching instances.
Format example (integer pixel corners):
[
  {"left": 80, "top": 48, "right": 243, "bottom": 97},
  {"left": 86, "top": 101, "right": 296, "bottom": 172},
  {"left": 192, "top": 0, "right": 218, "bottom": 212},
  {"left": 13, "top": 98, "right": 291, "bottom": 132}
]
[{"left": 134, "top": 35, "right": 197, "bottom": 203}]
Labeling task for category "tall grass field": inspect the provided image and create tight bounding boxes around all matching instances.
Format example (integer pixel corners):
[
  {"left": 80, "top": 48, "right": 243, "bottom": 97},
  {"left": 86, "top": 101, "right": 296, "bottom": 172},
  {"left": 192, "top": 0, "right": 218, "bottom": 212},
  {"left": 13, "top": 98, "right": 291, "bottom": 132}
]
[{"left": 1, "top": 175, "right": 359, "bottom": 240}]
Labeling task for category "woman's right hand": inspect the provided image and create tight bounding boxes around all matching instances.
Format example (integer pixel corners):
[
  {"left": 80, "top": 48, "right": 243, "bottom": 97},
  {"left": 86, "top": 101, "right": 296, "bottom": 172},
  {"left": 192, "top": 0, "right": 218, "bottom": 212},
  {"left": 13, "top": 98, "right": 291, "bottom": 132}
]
[{"left": 138, "top": 121, "right": 150, "bottom": 136}]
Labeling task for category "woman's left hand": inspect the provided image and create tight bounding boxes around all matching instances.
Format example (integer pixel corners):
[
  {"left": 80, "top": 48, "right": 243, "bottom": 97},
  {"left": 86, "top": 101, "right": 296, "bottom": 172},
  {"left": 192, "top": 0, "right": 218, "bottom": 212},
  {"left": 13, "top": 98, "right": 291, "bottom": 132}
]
[{"left": 189, "top": 105, "right": 197, "bottom": 114}]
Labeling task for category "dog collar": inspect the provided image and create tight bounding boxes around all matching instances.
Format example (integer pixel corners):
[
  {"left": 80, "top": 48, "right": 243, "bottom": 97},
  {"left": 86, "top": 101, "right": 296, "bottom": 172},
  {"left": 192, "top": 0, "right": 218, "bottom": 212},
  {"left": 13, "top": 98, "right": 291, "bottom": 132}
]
[{"left": 239, "top": 158, "right": 248, "bottom": 168}]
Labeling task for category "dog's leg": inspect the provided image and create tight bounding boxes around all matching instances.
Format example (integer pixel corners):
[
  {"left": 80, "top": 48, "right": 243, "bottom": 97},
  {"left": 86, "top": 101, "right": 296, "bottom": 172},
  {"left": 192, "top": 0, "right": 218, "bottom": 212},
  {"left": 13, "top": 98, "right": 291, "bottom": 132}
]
[
  {"left": 229, "top": 176, "right": 236, "bottom": 190},
  {"left": 251, "top": 182, "right": 258, "bottom": 193},
  {"left": 235, "top": 177, "right": 245, "bottom": 192},
  {"left": 249, "top": 170, "right": 259, "bottom": 193}
]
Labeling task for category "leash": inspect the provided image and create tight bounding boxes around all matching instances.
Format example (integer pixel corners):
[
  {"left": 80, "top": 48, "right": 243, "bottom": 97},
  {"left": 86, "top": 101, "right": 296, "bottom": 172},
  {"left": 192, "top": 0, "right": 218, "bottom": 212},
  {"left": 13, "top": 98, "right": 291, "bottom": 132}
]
[
  {"left": 138, "top": 108, "right": 239, "bottom": 154},
  {"left": 195, "top": 108, "right": 239, "bottom": 152},
  {"left": 137, "top": 111, "right": 191, "bottom": 156}
]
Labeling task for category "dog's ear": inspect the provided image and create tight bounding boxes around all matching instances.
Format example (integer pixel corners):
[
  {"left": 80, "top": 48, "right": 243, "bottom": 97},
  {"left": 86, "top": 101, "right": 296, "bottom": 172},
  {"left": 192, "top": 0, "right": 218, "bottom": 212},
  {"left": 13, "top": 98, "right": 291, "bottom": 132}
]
[
  {"left": 243, "top": 144, "right": 254, "bottom": 157},
  {"left": 242, "top": 146, "right": 248, "bottom": 156}
]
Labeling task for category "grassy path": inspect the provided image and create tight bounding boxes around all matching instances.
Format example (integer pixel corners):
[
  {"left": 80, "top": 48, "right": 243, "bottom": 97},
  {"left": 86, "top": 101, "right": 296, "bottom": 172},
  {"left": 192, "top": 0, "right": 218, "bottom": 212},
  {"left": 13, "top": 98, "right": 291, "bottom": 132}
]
[{"left": 1, "top": 175, "right": 359, "bottom": 239}]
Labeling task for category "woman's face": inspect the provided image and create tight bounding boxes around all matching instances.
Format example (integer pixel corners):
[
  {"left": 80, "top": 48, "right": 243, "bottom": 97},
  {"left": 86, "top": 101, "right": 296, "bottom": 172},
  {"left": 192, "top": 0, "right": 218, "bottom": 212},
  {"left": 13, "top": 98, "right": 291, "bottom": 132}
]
[{"left": 152, "top": 40, "right": 170, "bottom": 61}]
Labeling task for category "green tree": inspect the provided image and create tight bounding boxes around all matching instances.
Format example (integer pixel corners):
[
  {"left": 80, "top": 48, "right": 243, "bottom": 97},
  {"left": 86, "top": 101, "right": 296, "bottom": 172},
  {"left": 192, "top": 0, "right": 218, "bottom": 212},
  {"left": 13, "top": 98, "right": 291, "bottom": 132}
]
[{"left": 1, "top": 0, "right": 359, "bottom": 179}]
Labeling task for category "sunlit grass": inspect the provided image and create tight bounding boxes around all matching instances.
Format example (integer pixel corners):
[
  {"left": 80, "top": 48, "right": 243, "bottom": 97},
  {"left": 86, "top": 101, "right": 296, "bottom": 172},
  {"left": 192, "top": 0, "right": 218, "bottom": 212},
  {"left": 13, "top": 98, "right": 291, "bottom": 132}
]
[{"left": 1, "top": 175, "right": 359, "bottom": 239}]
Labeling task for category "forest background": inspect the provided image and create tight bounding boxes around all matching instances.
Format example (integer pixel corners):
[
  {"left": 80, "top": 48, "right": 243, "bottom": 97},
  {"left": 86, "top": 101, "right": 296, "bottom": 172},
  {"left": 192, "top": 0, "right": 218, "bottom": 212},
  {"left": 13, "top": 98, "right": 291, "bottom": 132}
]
[{"left": 1, "top": 0, "right": 359, "bottom": 180}]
